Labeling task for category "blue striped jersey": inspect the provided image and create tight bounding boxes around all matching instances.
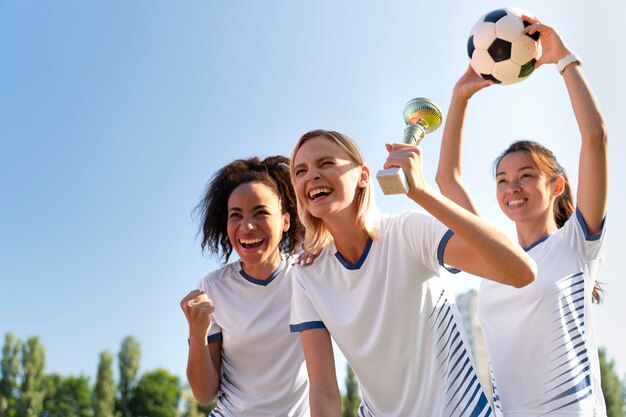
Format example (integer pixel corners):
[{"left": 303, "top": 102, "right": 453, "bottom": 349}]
[
  {"left": 290, "top": 212, "right": 494, "bottom": 417},
  {"left": 198, "top": 256, "right": 310, "bottom": 417},
  {"left": 477, "top": 208, "right": 607, "bottom": 416}
]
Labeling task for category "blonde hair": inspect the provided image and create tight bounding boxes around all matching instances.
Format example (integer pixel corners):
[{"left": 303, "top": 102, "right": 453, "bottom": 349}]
[{"left": 290, "top": 129, "right": 380, "bottom": 249}]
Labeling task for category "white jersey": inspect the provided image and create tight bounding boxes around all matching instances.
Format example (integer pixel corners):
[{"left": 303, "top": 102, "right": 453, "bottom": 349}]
[
  {"left": 290, "top": 212, "right": 493, "bottom": 417},
  {"left": 198, "top": 256, "right": 309, "bottom": 417},
  {"left": 477, "top": 209, "right": 607, "bottom": 417}
]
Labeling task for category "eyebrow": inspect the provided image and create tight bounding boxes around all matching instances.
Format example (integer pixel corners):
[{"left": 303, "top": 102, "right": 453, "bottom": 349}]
[
  {"left": 228, "top": 204, "right": 270, "bottom": 213},
  {"left": 293, "top": 155, "right": 334, "bottom": 170},
  {"left": 496, "top": 165, "right": 536, "bottom": 177}
]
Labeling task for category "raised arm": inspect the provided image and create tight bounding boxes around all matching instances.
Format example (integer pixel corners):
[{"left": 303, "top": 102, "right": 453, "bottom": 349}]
[
  {"left": 300, "top": 328, "right": 342, "bottom": 417},
  {"left": 180, "top": 290, "right": 222, "bottom": 405},
  {"left": 524, "top": 17, "right": 608, "bottom": 234},
  {"left": 384, "top": 144, "right": 536, "bottom": 287},
  {"left": 436, "top": 66, "right": 493, "bottom": 215}
]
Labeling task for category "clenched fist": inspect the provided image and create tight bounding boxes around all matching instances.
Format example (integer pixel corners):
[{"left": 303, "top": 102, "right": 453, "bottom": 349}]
[{"left": 180, "top": 290, "right": 216, "bottom": 340}]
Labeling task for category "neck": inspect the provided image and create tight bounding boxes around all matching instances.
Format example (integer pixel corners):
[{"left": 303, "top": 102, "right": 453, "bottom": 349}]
[
  {"left": 515, "top": 216, "right": 559, "bottom": 249},
  {"left": 240, "top": 250, "right": 282, "bottom": 280},
  {"left": 327, "top": 222, "right": 370, "bottom": 264}
]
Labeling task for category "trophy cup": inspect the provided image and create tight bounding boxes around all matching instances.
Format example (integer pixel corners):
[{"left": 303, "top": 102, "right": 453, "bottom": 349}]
[{"left": 376, "top": 97, "right": 443, "bottom": 195}]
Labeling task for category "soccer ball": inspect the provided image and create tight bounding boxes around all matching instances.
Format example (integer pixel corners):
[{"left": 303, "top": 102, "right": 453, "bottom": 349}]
[{"left": 467, "top": 7, "right": 542, "bottom": 85}]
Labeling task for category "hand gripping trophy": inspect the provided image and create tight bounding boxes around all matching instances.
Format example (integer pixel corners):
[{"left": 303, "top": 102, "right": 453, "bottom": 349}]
[{"left": 376, "top": 97, "right": 443, "bottom": 195}]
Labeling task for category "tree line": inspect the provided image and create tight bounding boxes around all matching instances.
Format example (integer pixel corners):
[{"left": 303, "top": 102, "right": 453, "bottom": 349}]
[{"left": 1, "top": 332, "right": 623, "bottom": 416}]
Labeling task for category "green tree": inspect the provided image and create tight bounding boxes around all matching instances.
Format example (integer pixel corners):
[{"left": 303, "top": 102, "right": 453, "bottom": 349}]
[
  {"left": 93, "top": 352, "right": 115, "bottom": 417},
  {"left": 128, "top": 369, "right": 180, "bottom": 417},
  {"left": 600, "top": 348, "right": 625, "bottom": 417},
  {"left": 41, "top": 374, "right": 93, "bottom": 417},
  {"left": 116, "top": 336, "right": 140, "bottom": 417},
  {"left": 0, "top": 334, "right": 22, "bottom": 417},
  {"left": 342, "top": 365, "right": 360, "bottom": 417},
  {"left": 18, "top": 336, "right": 45, "bottom": 417},
  {"left": 0, "top": 333, "right": 22, "bottom": 417}
]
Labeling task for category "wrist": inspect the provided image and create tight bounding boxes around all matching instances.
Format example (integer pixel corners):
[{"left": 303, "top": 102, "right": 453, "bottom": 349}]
[{"left": 556, "top": 53, "right": 582, "bottom": 75}]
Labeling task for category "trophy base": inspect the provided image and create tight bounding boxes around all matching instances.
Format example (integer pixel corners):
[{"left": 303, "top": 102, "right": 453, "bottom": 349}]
[{"left": 376, "top": 167, "right": 409, "bottom": 195}]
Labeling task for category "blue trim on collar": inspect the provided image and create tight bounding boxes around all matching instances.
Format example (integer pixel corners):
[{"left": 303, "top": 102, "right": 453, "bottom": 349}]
[
  {"left": 437, "top": 229, "right": 460, "bottom": 274},
  {"left": 524, "top": 235, "right": 550, "bottom": 252},
  {"left": 576, "top": 207, "right": 605, "bottom": 241},
  {"left": 239, "top": 259, "right": 285, "bottom": 286},
  {"left": 290, "top": 321, "right": 326, "bottom": 332},
  {"left": 335, "top": 238, "right": 373, "bottom": 270}
]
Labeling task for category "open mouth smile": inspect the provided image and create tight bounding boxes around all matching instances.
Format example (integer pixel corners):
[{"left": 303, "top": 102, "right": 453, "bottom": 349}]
[
  {"left": 239, "top": 237, "right": 264, "bottom": 249},
  {"left": 507, "top": 198, "right": 527, "bottom": 208},
  {"left": 308, "top": 187, "right": 332, "bottom": 200}
]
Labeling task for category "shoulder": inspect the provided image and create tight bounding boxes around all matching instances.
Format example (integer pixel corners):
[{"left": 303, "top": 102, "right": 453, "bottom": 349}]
[
  {"left": 197, "top": 261, "right": 239, "bottom": 290},
  {"left": 290, "top": 247, "right": 334, "bottom": 279},
  {"left": 556, "top": 207, "right": 606, "bottom": 243},
  {"left": 381, "top": 210, "right": 437, "bottom": 232}
]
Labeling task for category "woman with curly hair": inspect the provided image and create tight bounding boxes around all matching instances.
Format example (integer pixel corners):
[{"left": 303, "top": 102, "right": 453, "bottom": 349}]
[{"left": 180, "top": 155, "right": 309, "bottom": 417}]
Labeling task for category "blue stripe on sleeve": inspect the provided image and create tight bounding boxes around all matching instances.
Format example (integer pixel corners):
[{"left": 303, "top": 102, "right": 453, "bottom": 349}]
[
  {"left": 437, "top": 229, "right": 461, "bottom": 274},
  {"left": 290, "top": 321, "right": 326, "bottom": 332},
  {"left": 575, "top": 207, "right": 605, "bottom": 241},
  {"left": 207, "top": 333, "right": 223, "bottom": 343}
]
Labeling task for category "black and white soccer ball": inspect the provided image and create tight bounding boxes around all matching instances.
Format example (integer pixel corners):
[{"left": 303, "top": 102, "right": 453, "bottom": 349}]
[{"left": 467, "top": 7, "right": 542, "bottom": 85}]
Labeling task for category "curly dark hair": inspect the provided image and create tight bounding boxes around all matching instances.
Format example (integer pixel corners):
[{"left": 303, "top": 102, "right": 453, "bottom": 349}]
[{"left": 194, "top": 155, "right": 304, "bottom": 264}]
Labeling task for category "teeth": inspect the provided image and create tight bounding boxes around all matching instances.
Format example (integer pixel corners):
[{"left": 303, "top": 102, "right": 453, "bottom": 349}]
[
  {"left": 508, "top": 199, "right": 525, "bottom": 207},
  {"left": 240, "top": 238, "right": 262, "bottom": 244},
  {"left": 309, "top": 187, "right": 331, "bottom": 199}
]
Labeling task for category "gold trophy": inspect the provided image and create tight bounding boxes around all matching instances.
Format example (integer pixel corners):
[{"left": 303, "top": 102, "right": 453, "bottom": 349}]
[{"left": 376, "top": 97, "right": 443, "bottom": 195}]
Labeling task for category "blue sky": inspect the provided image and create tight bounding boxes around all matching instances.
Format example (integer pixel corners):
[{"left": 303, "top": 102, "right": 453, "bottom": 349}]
[{"left": 1, "top": 0, "right": 625, "bottom": 390}]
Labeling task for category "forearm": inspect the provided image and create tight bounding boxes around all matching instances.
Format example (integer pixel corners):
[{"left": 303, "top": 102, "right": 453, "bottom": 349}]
[
  {"left": 187, "top": 334, "right": 220, "bottom": 405},
  {"left": 563, "top": 64, "right": 608, "bottom": 229},
  {"left": 436, "top": 92, "right": 480, "bottom": 214},
  {"left": 310, "top": 390, "right": 342, "bottom": 417},
  {"left": 411, "top": 187, "right": 535, "bottom": 285},
  {"left": 562, "top": 63, "right": 607, "bottom": 142}
]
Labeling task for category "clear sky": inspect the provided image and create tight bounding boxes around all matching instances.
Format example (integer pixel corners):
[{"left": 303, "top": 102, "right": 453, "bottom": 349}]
[{"left": 1, "top": 0, "right": 625, "bottom": 391}]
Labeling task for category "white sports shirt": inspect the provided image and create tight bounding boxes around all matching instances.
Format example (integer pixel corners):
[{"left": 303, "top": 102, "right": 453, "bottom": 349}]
[
  {"left": 477, "top": 209, "right": 607, "bottom": 417},
  {"left": 290, "top": 212, "right": 494, "bottom": 417},
  {"left": 197, "top": 256, "right": 309, "bottom": 417}
]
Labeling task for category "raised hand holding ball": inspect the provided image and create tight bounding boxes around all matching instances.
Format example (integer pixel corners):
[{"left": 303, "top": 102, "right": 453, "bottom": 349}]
[{"left": 467, "top": 7, "right": 542, "bottom": 85}]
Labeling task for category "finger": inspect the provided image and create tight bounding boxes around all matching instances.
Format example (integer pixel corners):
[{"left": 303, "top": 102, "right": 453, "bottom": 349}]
[
  {"left": 521, "top": 14, "right": 540, "bottom": 24},
  {"left": 388, "top": 142, "right": 415, "bottom": 152},
  {"left": 385, "top": 143, "right": 392, "bottom": 152},
  {"left": 180, "top": 290, "right": 203, "bottom": 308},
  {"left": 521, "top": 22, "right": 541, "bottom": 35}
]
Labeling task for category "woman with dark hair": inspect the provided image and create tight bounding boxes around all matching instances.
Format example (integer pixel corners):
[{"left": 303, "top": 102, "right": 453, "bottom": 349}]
[
  {"left": 437, "top": 17, "right": 608, "bottom": 416},
  {"left": 180, "top": 155, "right": 309, "bottom": 417}
]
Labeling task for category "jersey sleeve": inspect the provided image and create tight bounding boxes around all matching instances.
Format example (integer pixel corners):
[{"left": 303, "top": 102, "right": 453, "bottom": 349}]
[
  {"left": 289, "top": 267, "right": 325, "bottom": 333},
  {"left": 560, "top": 207, "right": 606, "bottom": 261},
  {"left": 197, "top": 276, "right": 223, "bottom": 341},
  {"left": 398, "top": 211, "right": 452, "bottom": 275}
]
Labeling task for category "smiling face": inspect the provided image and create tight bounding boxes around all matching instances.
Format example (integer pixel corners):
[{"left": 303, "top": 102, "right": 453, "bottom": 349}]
[
  {"left": 496, "top": 150, "right": 563, "bottom": 225},
  {"left": 226, "top": 181, "right": 289, "bottom": 269},
  {"left": 292, "top": 136, "right": 368, "bottom": 224}
]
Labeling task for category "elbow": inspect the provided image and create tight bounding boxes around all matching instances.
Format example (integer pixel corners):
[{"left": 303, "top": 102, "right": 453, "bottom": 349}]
[
  {"left": 585, "top": 122, "right": 608, "bottom": 147},
  {"left": 192, "top": 388, "right": 218, "bottom": 406},
  {"left": 187, "top": 370, "right": 219, "bottom": 406},
  {"left": 435, "top": 172, "right": 459, "bottom": 193},
  {"left": 511, "top": 262, "right": 537, "bottom": 288}
]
